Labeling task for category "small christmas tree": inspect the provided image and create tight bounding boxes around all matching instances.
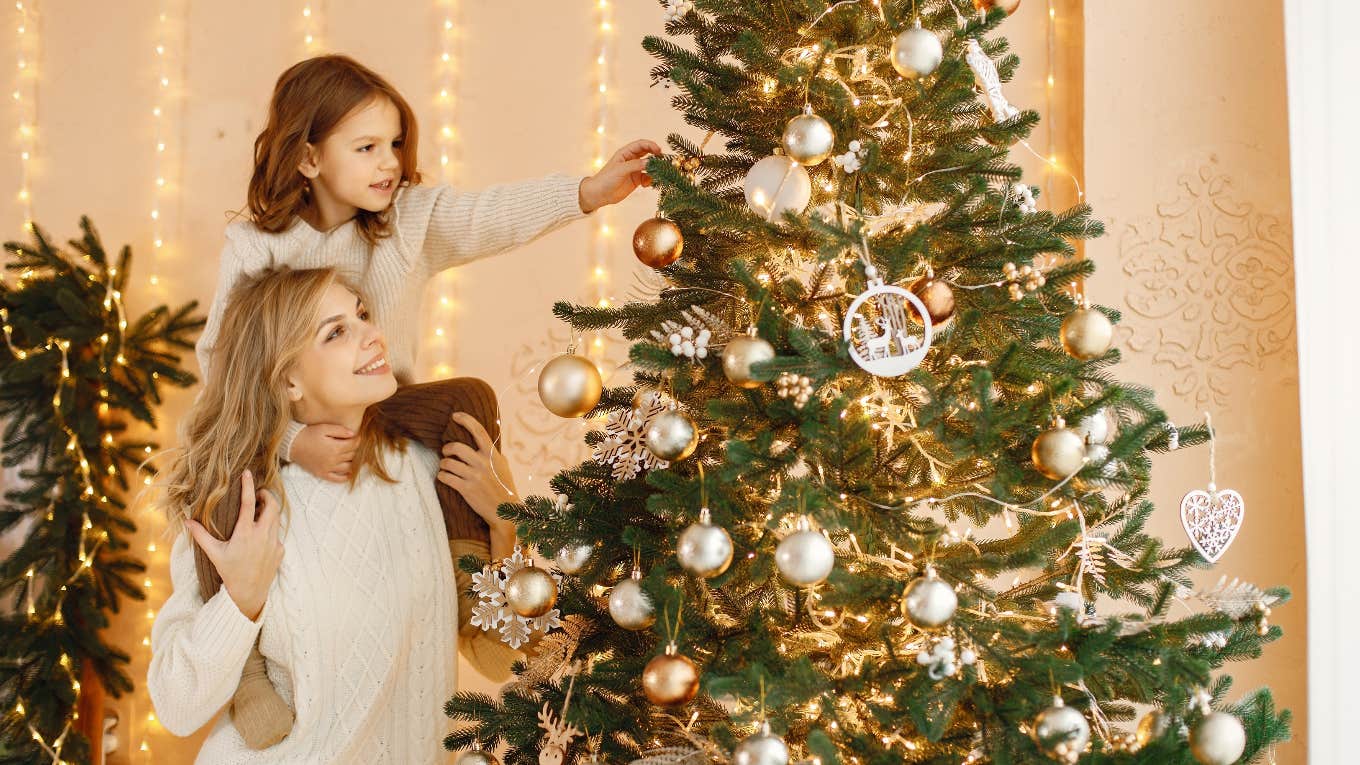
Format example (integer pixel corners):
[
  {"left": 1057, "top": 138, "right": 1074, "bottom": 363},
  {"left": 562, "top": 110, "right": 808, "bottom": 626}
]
[
  {"left": 0, "top": 218, "right": 203, "bottom": 764},
  {"left": 447, "top": 3, "right": 1290, "bottom": 763}
]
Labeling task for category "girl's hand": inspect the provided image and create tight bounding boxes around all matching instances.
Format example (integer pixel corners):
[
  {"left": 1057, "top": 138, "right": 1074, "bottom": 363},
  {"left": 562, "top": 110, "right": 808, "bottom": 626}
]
[
  {"left": 438, "top": 412, "right": 517, "bottom": 533},
  {"left": 290, "top": 423, "right": 357, "bottom": 482},
  {"left": 578, "top": 139, "right": 664, "bottom": 214},
  {"left": 185, "top": 471, "right": 284, "bottom": 621}
]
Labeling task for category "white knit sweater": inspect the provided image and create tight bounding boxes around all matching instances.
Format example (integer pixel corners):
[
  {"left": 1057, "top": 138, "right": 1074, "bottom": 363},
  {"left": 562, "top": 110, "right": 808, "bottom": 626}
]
[
  {"left": 195, "top": 174, "right": 587, "bottom": 455},
  {"left": 148, "top": 444, "right": 459, "bottom": 764}
]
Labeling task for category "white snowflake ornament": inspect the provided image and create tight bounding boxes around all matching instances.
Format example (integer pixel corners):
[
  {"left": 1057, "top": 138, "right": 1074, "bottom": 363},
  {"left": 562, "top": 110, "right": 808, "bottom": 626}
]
[
  {"left": 591, "top": 390, "right": 672, "bottom": 480},
  {"left": 470, "top": 546, "right": 563, "bottom": 649}
]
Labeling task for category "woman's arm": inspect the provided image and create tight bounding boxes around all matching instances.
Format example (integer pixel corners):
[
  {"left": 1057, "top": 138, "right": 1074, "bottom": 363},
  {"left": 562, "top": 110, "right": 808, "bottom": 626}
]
[{"left": 147, "top": 531, "right": 265, "bottom": 737}]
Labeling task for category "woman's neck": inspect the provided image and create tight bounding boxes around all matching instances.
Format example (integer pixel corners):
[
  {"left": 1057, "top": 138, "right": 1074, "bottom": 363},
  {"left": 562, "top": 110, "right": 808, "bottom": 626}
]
[{"left": 294, "top": 406, "right": 366, "bottom": 435}]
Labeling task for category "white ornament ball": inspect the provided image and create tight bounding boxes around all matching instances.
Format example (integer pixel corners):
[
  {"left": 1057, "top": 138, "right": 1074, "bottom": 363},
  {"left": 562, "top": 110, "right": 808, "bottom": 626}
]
[
  {"left": 744, "top": 154, "right": 812, "bottom": 220},
  {"left": 733, "top": 722, "right": 789, "bottom": 765},
  {"left": 608, "top": 575, "right": 656, "bottom": 631},
  {"left": 555, "top": 543, "right": 593, "bottom": 575},
  {"left": 1190, "top": 712, "right": 1246, "bottom": 765},
  {"left": 781, "top": 109, "right": 836, "bottom": 166},
  {"left": 1075, "top": 409, "right": 1112, "bottom": 445},
  {"left": 677, "top": 511, "right": 734, "bottom": 578},
  {"left": 890, "top": 25, "right": 944, "bottom": 79},
  {"left": 775, "top": 525, "right": 835, "bottom": 587},
  {"left": 904, "top": 573, "right": 958, "bottom": 628}
]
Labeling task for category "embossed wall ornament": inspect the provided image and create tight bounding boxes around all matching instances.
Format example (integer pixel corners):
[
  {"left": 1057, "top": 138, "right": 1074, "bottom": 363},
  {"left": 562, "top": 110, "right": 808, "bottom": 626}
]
[{"left": 1115, "top": 156, "right": 1295, "bottom": 409}]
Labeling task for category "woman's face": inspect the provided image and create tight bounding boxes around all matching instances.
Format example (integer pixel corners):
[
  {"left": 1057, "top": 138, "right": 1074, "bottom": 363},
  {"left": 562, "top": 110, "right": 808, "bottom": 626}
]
[
  {"left": 285, "top": 282, "right": 397, "bottom": 424},
  {"left": 302, "top": 95, "right": 402, "bottom": 215}
]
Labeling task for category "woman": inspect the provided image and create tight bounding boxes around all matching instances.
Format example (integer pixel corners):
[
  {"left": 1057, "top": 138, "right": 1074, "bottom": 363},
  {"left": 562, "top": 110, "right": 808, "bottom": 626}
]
[{"left": 148, "top": 267, "right": 515, "bottom": 762}]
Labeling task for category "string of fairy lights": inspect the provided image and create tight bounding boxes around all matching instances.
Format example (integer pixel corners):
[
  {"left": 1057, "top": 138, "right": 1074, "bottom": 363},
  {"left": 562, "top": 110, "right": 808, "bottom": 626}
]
[
  {"left": 301, "top": 0, "right": 324, "bottom": 56},
  {"left": 13, "top": 0, "right": 36, "bottom": 233},
  {"left": 587, "top": 0, "right": 614, "bottom": 374},
  {"left": 425, "top": 0, "right": 461, "bottom": 381}
]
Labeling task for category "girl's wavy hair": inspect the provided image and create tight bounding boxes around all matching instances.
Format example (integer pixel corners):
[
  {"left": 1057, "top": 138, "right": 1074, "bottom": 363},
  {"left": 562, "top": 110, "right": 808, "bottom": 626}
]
[
  {"left": 162, "top": 267, "right": 404, "bottom": 540},
  {"left": 247, "top": 55, "right": 422, "bottom": 245}
]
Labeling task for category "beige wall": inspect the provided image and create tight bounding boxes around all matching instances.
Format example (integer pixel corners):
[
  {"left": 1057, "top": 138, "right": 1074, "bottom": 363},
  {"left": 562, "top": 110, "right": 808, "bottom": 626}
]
[{"left": 0, "top": 1, "right": 1303, "bottom": 761}]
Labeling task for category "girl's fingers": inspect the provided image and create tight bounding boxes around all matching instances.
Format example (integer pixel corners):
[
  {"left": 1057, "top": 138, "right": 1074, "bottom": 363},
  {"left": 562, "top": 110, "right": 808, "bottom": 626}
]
[{"left": 450, "top": 412, "right": 495, "bottom": 452}]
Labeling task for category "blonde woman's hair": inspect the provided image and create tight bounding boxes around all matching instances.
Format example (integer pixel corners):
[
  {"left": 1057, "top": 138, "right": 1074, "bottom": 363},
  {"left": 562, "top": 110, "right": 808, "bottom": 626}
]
[{"left": 163, "top": 267, "right": 404, "bottom": 581}]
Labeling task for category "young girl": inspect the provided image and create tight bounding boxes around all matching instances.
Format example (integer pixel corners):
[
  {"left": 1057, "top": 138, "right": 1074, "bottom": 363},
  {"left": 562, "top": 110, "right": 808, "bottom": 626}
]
[
  {"left": 151, "top": 267, "right": 506, "bottom": 761},
  {"left": 194, "top": 54, "right": 658, "bottom": 747}
]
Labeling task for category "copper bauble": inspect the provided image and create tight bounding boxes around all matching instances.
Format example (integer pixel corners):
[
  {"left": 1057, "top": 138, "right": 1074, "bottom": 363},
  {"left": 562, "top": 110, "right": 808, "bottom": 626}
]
[
  {"left": 538, "top": 354, "right": 603, "bottom": 418},
  {"left": 642, "top": 646, "right": 701, "bottom": 706},
  {"left": 632, "top": 217, "right": 684, "bottom": 268},
  {"left": 1060, "top": 307, "right": 1113, "bottom": 361},
  {"left": 909, "top": 276, "right": 957, "bottom": 327},
  {"left": 1032, "top": 418, "right": 1087, "bottom": 480}
]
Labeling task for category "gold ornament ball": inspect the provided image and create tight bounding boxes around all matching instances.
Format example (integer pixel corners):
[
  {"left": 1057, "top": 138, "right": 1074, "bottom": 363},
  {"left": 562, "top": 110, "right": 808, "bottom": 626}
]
[
  {"left": 1032, "top": 419, "right": 1087, "bottom": 479},
  {"left": 1135, "top": 709, "right": 1170, "bottom": 749},
  {"left": 538, "top": 354, "right": 603, "bottom": 418},
  {"left": 973, "top": 0, "right": 1021, "bottom": 15},
  {"left": 1060, "top": 307, "right": 1114, "bottom": 361},
  {"left": 722, "top": 333, "right": 776, "bottom": 388},
  {"left": 642, "top": 649, "right": 701, "bottom": 707},
  {"left": 505, "top": 566, "right": 557, "bottom": 617},
  {"left": 1031, "top": 701, "right": 1090, "bottom": 763},
  {"left": 781, "top": 109, "right": 836, "bottom": 166},
  {"left": 645, "top": 409, "right": 699, "bottom": 461},
  {"left": 1189, "top": 712, "right": 1246, "bottom": 765},
  {"left": 632, "top": 217, "right": 684, "bottom": 269},
  {"left": 909, "top": 276, "right": 957, "bottom": 327},
  {"left": 454, "top": 748, "right": 501, "bottom": 765}
]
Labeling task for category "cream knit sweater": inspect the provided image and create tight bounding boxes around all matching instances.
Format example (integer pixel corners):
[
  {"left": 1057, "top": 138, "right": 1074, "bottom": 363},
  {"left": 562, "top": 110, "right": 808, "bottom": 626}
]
[
  {"left": 195, "top": 174, "right": 587, "bottom": 455},
  {"left": 148, "top": 444, "right": 459, "bottom": 764}
]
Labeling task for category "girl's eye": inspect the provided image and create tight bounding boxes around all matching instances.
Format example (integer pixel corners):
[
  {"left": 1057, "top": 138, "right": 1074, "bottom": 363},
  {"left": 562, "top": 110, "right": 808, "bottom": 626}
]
[
  {"left": 358, "top": 144, "right": 373, "bottom": 152},
  {"left": 392, "top": 140, "right": 403, "bottom": 149}
]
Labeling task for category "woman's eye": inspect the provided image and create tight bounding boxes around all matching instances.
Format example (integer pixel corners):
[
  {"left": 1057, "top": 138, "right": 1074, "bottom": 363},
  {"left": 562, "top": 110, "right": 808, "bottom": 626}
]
[
  {"left": 327, "top": 325, "right": 344, "bottom": 341},
  {"left": 358, "top": 309, "right": 371, "bottom": 321}
]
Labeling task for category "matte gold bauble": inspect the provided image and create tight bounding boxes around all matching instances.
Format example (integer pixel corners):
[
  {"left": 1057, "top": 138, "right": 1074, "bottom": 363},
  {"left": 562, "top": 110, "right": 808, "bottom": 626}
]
[
  {"left": 505, "top": 565, "right": 557, "bottom": 618},
  {"left": 973, "top": 0, "right": 1021, "bottom": 15},
  {"left": 909, "top": 276, "right": 957, "bottom": 327},
  {"left": 1060, "top": 306, "right": 1114, "bottom": 361},
  {"left": 722, "top": 331, "right": 775, "bottom": 389},
  {"left": 632, "top": 217, "right": 684, "bottom": 269},
  {"left": 1031, "top": 418, "right": 1087, "bottom": 479},
  {"left": 642, "top": 645, "right": 701, "bottom": 706},
  {"left": 538, "top": 354, "right": 603, "bottom": 418}
]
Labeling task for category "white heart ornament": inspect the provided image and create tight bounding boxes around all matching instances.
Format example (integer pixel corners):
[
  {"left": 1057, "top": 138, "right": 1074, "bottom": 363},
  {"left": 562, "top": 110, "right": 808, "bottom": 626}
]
[{"left": 1179, "top": 488, "right": 1245, "bottom": 563}]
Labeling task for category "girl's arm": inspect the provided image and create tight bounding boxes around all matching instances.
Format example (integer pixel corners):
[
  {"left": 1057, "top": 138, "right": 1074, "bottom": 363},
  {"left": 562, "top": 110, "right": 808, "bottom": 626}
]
[
  {"left": 147, "top": 531, "right": 265, "bottom": 737},
  {"left": 406, "top": 173, "right": 588, "bottom": 275}
]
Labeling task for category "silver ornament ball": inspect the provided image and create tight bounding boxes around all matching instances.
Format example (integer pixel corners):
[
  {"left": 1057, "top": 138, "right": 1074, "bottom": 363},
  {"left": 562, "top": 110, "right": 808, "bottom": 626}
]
[
  {"left": 608, "top": 574, "right": 656, "bottom": 631},
  {"left": 722, "top": 333, "right": 776, "bottom": 389},
  {"left": 890, "top": 24, "right": 944, "bottom": 79},
  {"left": 781, "top": 108, "right": 836, "bottom": 166},
  {"left": 677, "top": 509, "right": 734, "bottom": 578},
  {"left": 454, "top": 746, "right": 500, "bottom": 765},
  {"left": 904, "top": 572, "right": 958, "bottom": 628},
  {"left": 1031, "top": 701, "right": 1090, "bottom": 762},
  {"left": 733, "top": 722, "right": 789, "bottom": 765},
  {"left": 555, "top": 543, "right": 593, "bottom": 575},
  {"left": 743, "top": 154, "right": 812, "bottom": 220},
  {"left": 645, "top": 409, "right": 699, "bottom": 461},
  {"left": 775, "top": 523, "right": 835, "bottom": 587},
  {"left": 1190, "top": 712, "right": 1246, "bottom": 765}
]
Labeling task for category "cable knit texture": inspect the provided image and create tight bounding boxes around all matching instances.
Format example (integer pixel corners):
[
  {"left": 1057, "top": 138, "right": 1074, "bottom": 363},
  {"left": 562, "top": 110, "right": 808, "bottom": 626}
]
[
  {"left": 193, "top": 174, "right": 587, "bottom": 459},
  {"left": 148, "top": 444, "right": 458, "bottom": 764}
]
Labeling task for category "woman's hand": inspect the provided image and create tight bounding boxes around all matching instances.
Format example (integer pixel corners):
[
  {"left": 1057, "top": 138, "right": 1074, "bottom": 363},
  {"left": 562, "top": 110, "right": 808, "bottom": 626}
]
[
  {"left": 438, "top": 412, "right": 517, "bottom": 535},
  {"left": 184, "top": 470, "right": 284, "bottom": 621},
  {"left": 290, "top": 423, "right": 357, "bottom": 482},
  {"left": 578, "top": 139, "right": 664, "bottom": 214}
]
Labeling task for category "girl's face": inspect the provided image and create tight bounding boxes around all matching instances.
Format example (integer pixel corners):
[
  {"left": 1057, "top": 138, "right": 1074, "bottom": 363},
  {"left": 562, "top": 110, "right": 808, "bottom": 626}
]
[
  {"left": 286, "top": 282, "right": 397, "bottom": 425},
  {"left": 299, "top": 96, "right": 403, "bottom": 218}
]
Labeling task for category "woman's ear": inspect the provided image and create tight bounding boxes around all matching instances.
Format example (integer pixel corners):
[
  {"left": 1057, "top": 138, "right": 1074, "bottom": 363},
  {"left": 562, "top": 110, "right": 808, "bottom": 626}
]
[
  {"left": 285, "top": 372, "right": 305, "bottom": 403},
  {"left": 298, "top": 143, "right": 320, "bottom": 180}
]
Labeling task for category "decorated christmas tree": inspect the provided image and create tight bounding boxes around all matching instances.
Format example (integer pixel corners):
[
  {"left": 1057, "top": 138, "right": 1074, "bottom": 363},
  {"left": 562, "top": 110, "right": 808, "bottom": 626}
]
[
  {"left": 0, "top": 219, "right": 202, "bottom": 764},
  {"left": 447, "top": 2, "right": 1291, "bottom": 764}
]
